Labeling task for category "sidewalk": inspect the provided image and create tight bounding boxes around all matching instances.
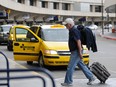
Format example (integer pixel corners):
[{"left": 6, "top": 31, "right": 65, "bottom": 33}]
[
  {"left": 0, "top": 53, "right": 55, "bottom": 87},
  {"left": 56, "top": 78, "right": 116, "bottom": 87},
  {"left": 99, "top": 29, "right": 116, "bottom": 40}
]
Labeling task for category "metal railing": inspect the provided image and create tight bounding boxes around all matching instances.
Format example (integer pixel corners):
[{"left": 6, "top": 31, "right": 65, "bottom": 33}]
[{"left": 0, "top": 51, "right": 56, "bottom": 87}]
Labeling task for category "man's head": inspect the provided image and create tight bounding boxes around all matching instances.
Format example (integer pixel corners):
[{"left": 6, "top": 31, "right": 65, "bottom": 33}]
[{"left": 63, "top": 18, "right": 75, "bottom": 29}]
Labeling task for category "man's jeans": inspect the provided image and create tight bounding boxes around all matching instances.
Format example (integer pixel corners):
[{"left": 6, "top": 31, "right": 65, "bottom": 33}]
[{"left": 64, "top": 50, "right": 93, "bottom": 84}]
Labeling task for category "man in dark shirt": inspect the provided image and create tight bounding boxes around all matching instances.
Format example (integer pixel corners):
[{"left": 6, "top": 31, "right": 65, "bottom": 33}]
[{"left": 61, "top": 18, "right": 95, "bottom": 86}]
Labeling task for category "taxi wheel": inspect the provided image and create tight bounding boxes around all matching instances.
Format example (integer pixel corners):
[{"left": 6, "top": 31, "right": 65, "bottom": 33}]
[
  {"left": 27, "top": 61, "right": 33, "bottom": 65},
  {"left": 7, "top": 42, "right": 13, "bottom": 51},
  {"left": 7, "top": 45, "right": 12, "bottom": 51},
  {"left": 38, "top": 53, "right": 45, "bottom": 67}
]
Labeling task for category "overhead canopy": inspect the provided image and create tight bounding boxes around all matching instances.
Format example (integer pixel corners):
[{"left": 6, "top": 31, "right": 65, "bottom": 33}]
[{"left": 104, "top": 0, "right": 116, "bottom": 13}]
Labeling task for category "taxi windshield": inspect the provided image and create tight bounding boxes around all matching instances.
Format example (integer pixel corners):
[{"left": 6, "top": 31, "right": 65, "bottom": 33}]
[{"left": 41, "top": 29, "right": 68, "bottom": 42}]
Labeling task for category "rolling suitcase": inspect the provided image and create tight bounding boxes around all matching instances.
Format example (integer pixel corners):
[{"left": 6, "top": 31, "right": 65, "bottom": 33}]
[{"left": 90, "top": 62, "right": 111, "bottom": 83}]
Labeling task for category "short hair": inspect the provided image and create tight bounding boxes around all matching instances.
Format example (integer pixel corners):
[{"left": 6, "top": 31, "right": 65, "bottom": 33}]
[{"left": 63, "top": 18, "right": 75, "bottom": 26}]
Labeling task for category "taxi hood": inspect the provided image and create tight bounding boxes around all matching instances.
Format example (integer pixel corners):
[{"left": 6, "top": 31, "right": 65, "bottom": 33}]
[{"left": 44, "top": 41, "right": 69, "bottom": 51}]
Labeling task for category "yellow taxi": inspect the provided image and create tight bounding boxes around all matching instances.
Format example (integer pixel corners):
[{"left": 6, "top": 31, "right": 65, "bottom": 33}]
[
  {"left": 7, "top": 25, "right": 29, "bottom": 51},
  {"left": 13, "top": 24, "right": 89, "bottom": 67}
]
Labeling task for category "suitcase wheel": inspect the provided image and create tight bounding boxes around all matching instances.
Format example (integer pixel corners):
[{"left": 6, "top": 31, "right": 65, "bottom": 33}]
[{"left": 100, "top": 80, "right": 106, "bottom": 84}]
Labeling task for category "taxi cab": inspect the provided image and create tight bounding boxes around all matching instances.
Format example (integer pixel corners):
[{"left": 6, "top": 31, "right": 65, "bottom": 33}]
[
  {"left": 13, "top": 24, "right": 89, "bottom": 67},
  {"left": 7, "top": 25, "right": 29, "bottom": 51}
]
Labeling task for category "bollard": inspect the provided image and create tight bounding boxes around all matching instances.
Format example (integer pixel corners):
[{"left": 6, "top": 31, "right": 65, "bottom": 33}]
[{"left": 112, "top": 28, "right": 116, "bottom": 33}]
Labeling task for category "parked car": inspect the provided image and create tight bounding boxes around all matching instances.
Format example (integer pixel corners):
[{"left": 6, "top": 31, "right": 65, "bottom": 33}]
[
  {"left": 104, "top": 24, "right": 112, "bottom": 29},
  {"left": 88, "top": 24, "right": 98, "bottom": 30},
  {"left": 0, "top": 24, "right": 13, "bottom": 44}
]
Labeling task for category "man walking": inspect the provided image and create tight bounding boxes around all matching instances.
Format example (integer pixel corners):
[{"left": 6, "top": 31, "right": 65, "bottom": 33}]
[{"left": 61, "top": 18, "right": 95, "bottom": 86}]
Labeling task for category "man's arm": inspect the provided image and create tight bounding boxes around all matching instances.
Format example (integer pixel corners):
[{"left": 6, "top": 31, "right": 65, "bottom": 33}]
[{"left": 76, "top": 40, "right": 83, "bottom": 59}]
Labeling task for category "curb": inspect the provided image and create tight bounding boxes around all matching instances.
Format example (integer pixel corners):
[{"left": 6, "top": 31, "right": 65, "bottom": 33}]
[{"left": 99, "top": 33, "right": 116, "bottom": 40}]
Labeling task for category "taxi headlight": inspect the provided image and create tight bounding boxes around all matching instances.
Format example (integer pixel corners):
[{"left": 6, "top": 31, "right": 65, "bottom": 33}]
[
  {"left": 83, "top": 49, "right": 89, "bottom": 54},
  {"left": 44, "top": 50, "right": 57, "bottom": 55}
]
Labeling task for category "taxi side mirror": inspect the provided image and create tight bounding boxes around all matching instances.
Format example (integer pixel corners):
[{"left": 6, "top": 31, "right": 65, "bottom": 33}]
[{"left": 30, "top": 38, "right": 38, "bottom": 42}]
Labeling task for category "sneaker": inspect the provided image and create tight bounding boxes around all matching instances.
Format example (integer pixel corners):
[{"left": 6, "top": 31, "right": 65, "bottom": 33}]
[
  {"left": 87, "top": 77, "right": 95, "bottom": 85},
  {"left": 61, "top": 83, "right": 73, "bottom": 86}
]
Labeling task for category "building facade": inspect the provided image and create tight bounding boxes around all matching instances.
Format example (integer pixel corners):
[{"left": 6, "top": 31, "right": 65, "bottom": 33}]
[{"left": 0, "top": 0, "right": 116, "bottom": 26}]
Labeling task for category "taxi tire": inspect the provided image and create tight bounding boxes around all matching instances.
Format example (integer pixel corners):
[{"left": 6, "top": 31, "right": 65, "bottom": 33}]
[
  {"left": 38, "top": 53, "right": 45, "bottom": 67},
  {"left": 7, "top": 45, "right": 12, "bottom": 51},
  {"left": 27, "top": 61, "right": 33, "bottom": 65},
  {"left": 7, "top": 42, "right": 13, "bottom": 51}
]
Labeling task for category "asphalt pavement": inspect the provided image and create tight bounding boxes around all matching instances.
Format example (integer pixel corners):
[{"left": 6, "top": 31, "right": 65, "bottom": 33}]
[{"left": 0, "top": 29, "right": 116, "bottom": 87}]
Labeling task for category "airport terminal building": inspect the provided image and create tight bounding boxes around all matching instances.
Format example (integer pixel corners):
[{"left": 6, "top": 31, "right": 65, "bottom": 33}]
[{"left": 0, "top": 0, "right": 116, "bottom": 26}]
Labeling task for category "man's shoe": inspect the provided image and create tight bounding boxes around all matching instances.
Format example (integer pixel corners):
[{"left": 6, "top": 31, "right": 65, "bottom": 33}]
[
  {"left": 87, "top": 77, "right": 95, "bottom": 85},
  {"left": 61, "top": 83, "right": 73, "bottom": 86}
]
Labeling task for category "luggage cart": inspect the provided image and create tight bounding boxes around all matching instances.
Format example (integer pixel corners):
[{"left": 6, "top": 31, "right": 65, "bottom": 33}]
[{"left": 0, "top": 51, "right": 56, "bottom": 87}]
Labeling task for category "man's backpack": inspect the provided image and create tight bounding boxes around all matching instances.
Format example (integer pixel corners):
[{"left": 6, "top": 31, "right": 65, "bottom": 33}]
[{"left": 77, "top": 25, "right": 97, "bottom": 52}]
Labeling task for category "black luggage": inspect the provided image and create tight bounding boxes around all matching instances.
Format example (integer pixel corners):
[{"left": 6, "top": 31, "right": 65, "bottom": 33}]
[{"left": 90, "top": 62, "right": 111, "bottom": 83}]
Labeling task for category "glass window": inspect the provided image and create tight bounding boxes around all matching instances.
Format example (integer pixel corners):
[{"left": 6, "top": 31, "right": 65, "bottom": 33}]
[
  {"left": 18, "top": 0, "right": 25, "bottom": 4},
  {"left": 18, "top": 0, "right": 21, "bottom": 3},
  {"left": 41, "top": 1, "right": 48, "bottom": 8},
  {"left": 53, "top": 2, "right": 59, "bottom": 9},
  {"left": 41, "top": 29, "right": 68, "bottom": 42},
  {"left": 16, "top": 28, "right": 27, "bottom": 34},
  {"left": 62, "top": 3, "right": 70, "bottom": 10},
  {"left": 95, "top": 6, "right": 102, "bottom": 12},
  {"left": 30, "top": 0, "right": 33, "bottom": 6},
  {"left": 15, "top": 28, "right": 38, "bottom": 42}
]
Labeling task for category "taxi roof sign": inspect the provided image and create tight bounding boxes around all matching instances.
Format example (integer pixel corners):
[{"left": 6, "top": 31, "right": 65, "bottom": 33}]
[{"left": 50, "top": 24, "right": 65, "bottom": 28}]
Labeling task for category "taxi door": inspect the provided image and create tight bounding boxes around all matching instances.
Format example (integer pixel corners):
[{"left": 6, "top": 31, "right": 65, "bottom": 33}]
[{"left": 13, "top": 26, "right": 41, "bottom": 62}]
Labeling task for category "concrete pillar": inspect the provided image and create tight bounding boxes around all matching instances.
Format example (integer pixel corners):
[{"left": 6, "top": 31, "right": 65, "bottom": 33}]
[
  {"left": 12, "top": 0, "right": 17, "bottom": 2},
  {"left": 59, "top": 2, "right": 62, "bottom": 10},
  {"left": 36, "top": 0, "right": 40, "bottom": 8},
  {"left": 25, "top": 0, "right": 30, "bottom": 6},
  {"left": 70, "top": 3, "right": 73, "bottom": 11},
  {"left": 48, "top": 2, "right": 53, "bottom": 9},
  {"left": 111, "top": 19, "right": 114, "bottom": 28},
  {"left": 37, "top": 1, "right": 42, "bottom": 8},
  {"left": 92, "top": 5, "right": 95, "bottom": 12}
]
